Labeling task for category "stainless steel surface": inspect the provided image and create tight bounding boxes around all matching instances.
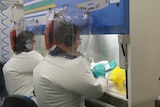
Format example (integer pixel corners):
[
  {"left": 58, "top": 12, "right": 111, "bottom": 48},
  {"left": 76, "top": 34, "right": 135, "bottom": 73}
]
[
  {"left": 118, "top": 35, "right": 130, "bottom": 44},
  {"left": 85, "top": 34, "right": 128, "bottom": 107},
  {"left": 99, "top": 93, "right": 128, "bottom": 107},
  {"left": 118, "top": 35, "right": 129, "bottom": 69},
  {"left": 85, "top": 34, "right": 119, "bottom": 64},
  {"left": 85, "top": 98, "right": 115, "bottom": 107}
]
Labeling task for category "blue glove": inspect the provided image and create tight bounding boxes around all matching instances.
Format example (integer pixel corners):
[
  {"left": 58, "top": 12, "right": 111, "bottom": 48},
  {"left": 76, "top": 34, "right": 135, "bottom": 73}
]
[
  {"left": 108, "top": 60, "right": 117, "bottom": 71},
  {"left": 91, "top": 60, "right": 117, "bottom": 78},
  {"left": 91, "top": 64, "right": 106, "bottom": 78}
]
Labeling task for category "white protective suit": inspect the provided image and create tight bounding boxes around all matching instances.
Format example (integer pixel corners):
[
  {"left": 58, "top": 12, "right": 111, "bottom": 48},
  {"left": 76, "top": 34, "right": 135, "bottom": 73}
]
[
  {"left": 33, "top": 54, "right": 108, "bottom": 107},
  {"left": 3, "top": 50, "right": 43, "bottom": 102}
]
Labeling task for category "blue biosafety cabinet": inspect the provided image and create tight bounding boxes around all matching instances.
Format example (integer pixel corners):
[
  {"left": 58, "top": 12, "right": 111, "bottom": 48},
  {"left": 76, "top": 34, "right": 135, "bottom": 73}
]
[
  {"left": 50, "top": 0, "right": 129, "bottom": 34},
  {"left": 24, "top": 0, "right": 129, "bottom": 34}
]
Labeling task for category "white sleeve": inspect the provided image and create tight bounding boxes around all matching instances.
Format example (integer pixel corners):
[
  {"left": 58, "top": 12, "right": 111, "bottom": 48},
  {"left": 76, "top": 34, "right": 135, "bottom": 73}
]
[
  {"left": 51, "top": 56, "right": 108, "bottom": 99},
  {"left": 74, "top": 70, "right": 107, "bottom": 99},
  {"left": 62, "top": 68, "right": 108, "bottom": 99}
]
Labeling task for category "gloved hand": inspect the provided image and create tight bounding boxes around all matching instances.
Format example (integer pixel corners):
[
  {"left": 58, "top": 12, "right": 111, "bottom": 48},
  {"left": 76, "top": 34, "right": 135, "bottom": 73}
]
[
  {"left": 108, "top": 60, "right": 117, "bottom": 71},
  {"left": 91, "top": 63, "right": 106, "bottom": 78},
  {"left": 91, "top": 60, "right": 117, "bottom": 78}
]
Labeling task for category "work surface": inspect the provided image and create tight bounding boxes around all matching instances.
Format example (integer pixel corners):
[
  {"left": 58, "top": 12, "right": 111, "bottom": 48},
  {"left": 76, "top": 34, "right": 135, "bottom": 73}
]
[{"left": 99, "top": 81, "right": 128, "bottom": 107}]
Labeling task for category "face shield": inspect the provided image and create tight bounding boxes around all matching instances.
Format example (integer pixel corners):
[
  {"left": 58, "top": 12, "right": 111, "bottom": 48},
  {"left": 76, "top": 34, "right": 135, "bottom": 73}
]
[
  {"left": 48, "top": 6, "right": 92, "bottom": 57},
  {"left": 24, "top": 19, "right": 42, "bottom": 53},
  {"left": 67, "top": 8, "right": 92, "bottom": 57},
  {"left": 44, "top": 6, "right": 69, "bottom": 51},
  {"left": 44, "top": 8, "right": 57, "bottom": 50},
  {"left": 10, "top": 21, "right": 17, "bottom": 50},
  {"left": 24, "top": 19, "right": 42, "bottom": 35},
  {"left": 9, "top": 20, "right": 25, "bottom": 52},
  {"left": 9, "top": 19, "right": 42, "bottom": 53},
  {"left": 64, "top": 7, "right": 92, "bottom": 57}
]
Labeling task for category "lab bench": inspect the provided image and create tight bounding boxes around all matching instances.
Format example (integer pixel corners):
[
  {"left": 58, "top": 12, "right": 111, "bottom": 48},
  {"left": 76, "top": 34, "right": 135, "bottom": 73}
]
[{"left": 86, "top": 81, "right": 128, "bottom": 107}]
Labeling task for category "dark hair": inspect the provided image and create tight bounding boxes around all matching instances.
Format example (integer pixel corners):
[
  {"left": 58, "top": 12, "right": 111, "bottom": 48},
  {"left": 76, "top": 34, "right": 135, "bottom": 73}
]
[
  {"left": 14, "top": 31, "right": 35, "bottom": 54},
  {"left": 55, "top": 21, "right": 81, "bottom": 47}
]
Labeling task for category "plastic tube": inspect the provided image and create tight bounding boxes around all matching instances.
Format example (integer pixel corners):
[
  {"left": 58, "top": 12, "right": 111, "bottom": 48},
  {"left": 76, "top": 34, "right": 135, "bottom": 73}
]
[{"left": 0, "top": 1, "right": 10, "bottom": 62}]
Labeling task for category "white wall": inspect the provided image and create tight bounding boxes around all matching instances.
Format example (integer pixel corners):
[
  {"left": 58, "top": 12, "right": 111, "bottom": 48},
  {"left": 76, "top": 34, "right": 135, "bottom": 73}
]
[
  {"left": 128, "top": 0, "right": 160, "bottom": 107},
  {"left": 0, "top": 6, "right": 24, "bottom": 61}
]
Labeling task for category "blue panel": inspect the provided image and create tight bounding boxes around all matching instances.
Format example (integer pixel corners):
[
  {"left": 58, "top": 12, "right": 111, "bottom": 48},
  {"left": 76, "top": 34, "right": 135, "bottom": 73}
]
[
  {"left": 24, "top": 0, "right": 129, "bottom": 34},
  {"left": 91, "top": 1, "right": 129, "bottom": 34},
  {"left": 23, "top": 0, "right": 34, "bottom": 4},
  {"left": 51, "top": 0, "right": 129, "bottom": 34}
]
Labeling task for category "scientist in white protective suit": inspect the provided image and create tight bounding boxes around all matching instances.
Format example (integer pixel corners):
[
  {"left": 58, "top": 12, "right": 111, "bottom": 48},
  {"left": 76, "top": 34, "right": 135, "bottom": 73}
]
[
  {"left": 3, "top": 31, "right": 43, "bottom": 103},
  {"left": 33, "top": 21, "right": 108, "bottom": 107}
]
